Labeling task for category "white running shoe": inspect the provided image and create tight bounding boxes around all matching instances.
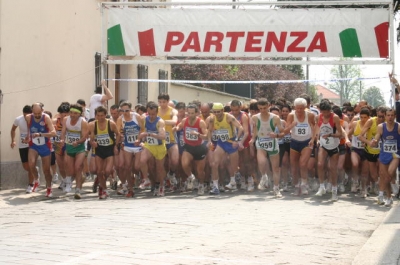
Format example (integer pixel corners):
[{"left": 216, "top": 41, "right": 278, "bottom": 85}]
[
  {"left": 52, "top": 173, "right": 59, "bottom": 183},
  {"left": 197, "top": 184, "right": 205, "bottom": 196},
  {"left": 186, "top": 174, "right": 195, "bottom": 190},
  {"left": 385, "top": 197, "right": 393, "bottom": 207},
  {"left": 391, "top": 183, "right": 399, "bottom": 195},
  {"left": 64, "top": 177, "right": 72, "bottom": 193},
  {"left": 338, "top": 183, "right": 345, "bottom": 193},
  {"left": 225, "top": 181, "right": 237, "bottom": 190},
  {"left": 240, "top": 178, "right": 247, "bottom": 190},
  {"left": 326, "top": 183, "right": 332, "bottom": 193},
  {"left": 258, "top": 175, "right": 268, "bottom": 190},
  {"left": 274, "top": 187, "right": 282, "bottom": 198},
  {"left": 301, "top": 184, "right": 309, "bottom": 195},
  {"left": 247, "top": 181, "right": 254, "bottom": 192},
  {"left": 193, "top": 179, "right": 199, "bottom": 191},
  {"left": 331, "top": 190, "right": 338, "bottom": 201},
  {"left": 315, "top": 186, "right": 326, "bottom": 196},
  {"left": 377, "top": 195, "right": 385, "bottom": 205},
  {"left": 26, "top": 185, "right": 33, "bottom": 193}
]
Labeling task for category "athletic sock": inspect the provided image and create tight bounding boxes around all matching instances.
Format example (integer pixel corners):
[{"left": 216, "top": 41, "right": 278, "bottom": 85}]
[
  {"left": 230, "top": 177, "right": 235, "bottom": 183},
  {"left": 213, "top": 180, "right": 218, "bottom": 188}
]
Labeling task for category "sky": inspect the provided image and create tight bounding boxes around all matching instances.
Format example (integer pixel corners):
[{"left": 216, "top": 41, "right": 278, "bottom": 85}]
[{"left": 171, "top": 0, "right": 399, "bottom": 104}]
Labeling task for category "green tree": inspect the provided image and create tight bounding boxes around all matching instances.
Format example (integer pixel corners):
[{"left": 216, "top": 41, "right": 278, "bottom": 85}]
[
  {"left": 328, "top": 64, "right": 364, "bottom": 104},
  {"left": 362, "top": 86, "right": 386, "bottom": 107}
]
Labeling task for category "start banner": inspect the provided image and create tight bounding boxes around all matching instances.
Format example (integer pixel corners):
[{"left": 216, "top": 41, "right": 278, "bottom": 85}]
[{"left": 107, "top": 8, "right": 389, "bottom": 59}]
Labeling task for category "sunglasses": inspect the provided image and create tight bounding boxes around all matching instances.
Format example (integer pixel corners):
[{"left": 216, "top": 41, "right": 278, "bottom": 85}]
[{"left": 120, "top": 109, "right": 130, "bottom": 113}]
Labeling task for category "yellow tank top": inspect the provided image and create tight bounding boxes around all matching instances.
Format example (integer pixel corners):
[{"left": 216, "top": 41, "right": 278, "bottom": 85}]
[
  {"left": 159, "top": 106, "right": 175, "bottom": 144},
  {"left": 365, "top": 117, "right": 380, "bottom": 154},
  {"left": 212, "top": 113, "right": 234, "bottom": 141},
  {"left": 96, "top": 120, "right": 114, "bottom": 146},
  {"left": 351, "top": 120, "right": 364, "bottom": 149}
]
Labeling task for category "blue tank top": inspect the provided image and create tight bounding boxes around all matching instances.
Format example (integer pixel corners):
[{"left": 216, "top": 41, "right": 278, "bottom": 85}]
[
  {"left": 29, "top": 114, "right": 50, "bottom": 148},
  {"left": 145, "top": 116, "right": 162, "bottom": 145},
  {"left": 123, "top": 115, "right": 141, "bottom": 148},
  {"left": 381, "top": 123, "right": 400, "bottom": 154}
]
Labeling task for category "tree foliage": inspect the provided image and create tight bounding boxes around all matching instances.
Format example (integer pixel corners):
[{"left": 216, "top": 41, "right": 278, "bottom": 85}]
[
  {"left": 328, "top": 64, "right": 363, "bottom": 104},
  {"left": 171, "top": 63, "right": 305, "bottom": 103},
  {"left": 362, "top": 86, "right": 386, "bottom": 107}
]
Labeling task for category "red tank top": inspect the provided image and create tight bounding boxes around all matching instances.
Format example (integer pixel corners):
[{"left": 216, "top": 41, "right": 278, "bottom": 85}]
[{"left": 183, "top": 117, "right": 203, "bottom": 146}]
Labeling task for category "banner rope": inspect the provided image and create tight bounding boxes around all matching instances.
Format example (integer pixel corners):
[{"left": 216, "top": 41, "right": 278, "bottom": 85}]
[{"left": 106, "top": 76, "right": 389, "bottom": 84}]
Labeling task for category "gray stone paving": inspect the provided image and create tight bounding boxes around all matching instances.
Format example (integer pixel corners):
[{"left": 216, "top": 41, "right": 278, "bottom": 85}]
[{"left": 0, "top": 183, "right": 398, "bottom": 265}]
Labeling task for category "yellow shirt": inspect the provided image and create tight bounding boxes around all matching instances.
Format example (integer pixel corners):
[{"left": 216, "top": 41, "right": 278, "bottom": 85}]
[
  {"left": 365, "top": 117, "right": 380, "bottom": 155},
  {"left": 212, "top": 113, "right": 234, "bottom": 142},
  {"left": 159, "top": 106, "right": 175, "bottom": 144}
]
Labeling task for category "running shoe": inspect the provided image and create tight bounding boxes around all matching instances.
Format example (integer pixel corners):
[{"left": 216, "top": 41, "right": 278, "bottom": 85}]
[
  {"left": 240, "top": 178, "right": 247, "bottom": 190},
  {"left": 225, "top": 181, "right": 237, "bottom": 190},
  {"left": 247, "top": 177, "right": 254, "bottom": 192},
  {"left": 385, "top": 197, "right": 393, "bottom": 207},
  {"left": 218, "top": 184, "right": 225, "bottom": 192},
  {"left": 391, "top": 183, "right": 399, "bottom": 196},
  {"left": 331, "top": 190, "right": 338, "bottom": 201},
  {"left": 58, "top": 179, "right": 66, "bottom": 191},
  {"left": 282, "top": 183, "right": 288, "bottom": 192},
  {"left": 197, "top": 184, "right": 205, "bottom": 196},
  {"left": 156, "top": 186, "right": 165, "bottom": 197},
  {"left": 258, "top": 175, "right": 268, "bottom": 190},
  {"left": 45, "top": 188, "right": 53, "bottom": 198},
  {"left": 209, "top": 186, "right": 220, "bottom": 195},
  {"left": 126, "top": 190, "right": 135, "bottom": 198},
  {"left": 26, "top": 185, "right": 33, "bottom": 194},
  {"left": 139, "top": 178, "right": 151, "bottom": 190},
  {"left": 360, "top": 189, "right": 368, "bottom": 198},
  {"left": 32, "top": 180, "right": 40, "bottom": 192},
  {"left": 338, "top": 183, "right": 345, "bottom": 193},
  {"left": 274, "top": 187, "right": 282, "bottom": 198},
  {"left": 92, "top": 177, "right": 98, "bottom": 193},
  {"left": 64, "top": 177, "right": 72, "bottom": 193},
  {"left": 315, "top": 186, "right": 326, "bottom": 196},
  {"left": 187, "top": 174, "right": 195, "bottom": 190},
  {"left": 74, "top": 190, "right": 81, "bottom": 200},
  {"left": 326, "top": 183, "right": 332, "bottom": 193},
  {"left": 377, "top": 195, "right": 385, "bottom": 205},
  {"left": 351, "top": 182, "right": 358, "bottom": 193},
  {"left": 193, "top": 179, "right": 199, "bottom": 191},
  {"left": 52, "top": 173, "right": 59, "bottom": 183},
  {"left": 99, "top": 190, "right": 109, "bottom": 200},
  {"left": 180, "top": 181, "right": 187, "bottom": 192},
  {"left": 293, "top": 185, "right": 301, "bottom": 196},
  {"left": 301, "top": 184, "right": 309, "bottom": 195}
]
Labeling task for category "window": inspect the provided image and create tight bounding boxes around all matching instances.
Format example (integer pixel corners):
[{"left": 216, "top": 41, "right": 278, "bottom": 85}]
[
  {"left": 95, "top": 52, "right": 107, "bottom": 88},
  {"left": 158, "top": 69, "right": 168, "bottom": 94},
  {"left": 137, "top": 64, "right": 148, "bottom": 105}
]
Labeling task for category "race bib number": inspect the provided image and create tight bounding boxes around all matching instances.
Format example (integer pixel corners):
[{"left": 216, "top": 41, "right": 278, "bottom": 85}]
[
  {"left": 165, "top": 132, "right": 170, "bottom": 144},
  {"left": 179, "top": 134, "right": 185, "bottom": 147},
  {"left": 97, "top": 134, "right": 111, "bottom": 146},
  {"left": 283, "top": 134, "right": 291, "bottom": 143},
  {"left": 372, "top": 140, "right": 382, "bottom": 151},
  {"left": 352, "top": 136, "right": 363, "bottom": 149},
  {"left": 258, "top": 137, "right": 274, "bottom": 151},
  {"left": 185, "top": 128, "right": 199, "bottom": 141},
  {"left": 383, "top": 140, "right": 397, "bottom": 153},
  {"left": 146, "top": 136, "right": 158, "bottom": 145},
  {"left": 32, "top": 136, "right": 45, "bottom": 146},
  {"left": 20, "top": 133, "right": 27, "bottom": 144},
  {"left": 66, "top": 132, "right": 80, "bottom": 145},
  {"left": 213, "top": 129, "right": 230, "bottom": 142},
  {"left": 126, "top": 134, "right": 138, "bottom": 144},
  {"left": 294, "top": 124, "right": 310, "bottom": 136},
  {"left": 54, "top": 131, "right": 62, "bottom": 143}
]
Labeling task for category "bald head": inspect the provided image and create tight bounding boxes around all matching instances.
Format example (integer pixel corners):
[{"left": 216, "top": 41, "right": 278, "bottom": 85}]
[
  {"left": 32, "top": 103, "right": 43, "bottom": 119},
  {"left": 200, "top": 103, "right": 211, "bottom": 118}
]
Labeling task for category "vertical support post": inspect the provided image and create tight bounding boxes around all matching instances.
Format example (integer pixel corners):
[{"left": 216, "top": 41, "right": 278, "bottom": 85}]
[
  {"left": 390, "top": 1, "right": 396, "bottom": 110},
  {"left": 306, "top": 56, "right": 309, "bottom": 94}
]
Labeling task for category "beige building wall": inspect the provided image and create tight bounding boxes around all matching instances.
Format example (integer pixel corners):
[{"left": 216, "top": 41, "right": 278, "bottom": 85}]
[
  {"left": 169, "top": 83, "right": 250, "bottom": 105},
  {"left": 0, "top": 0, "right": 112, "bottom": 189}
]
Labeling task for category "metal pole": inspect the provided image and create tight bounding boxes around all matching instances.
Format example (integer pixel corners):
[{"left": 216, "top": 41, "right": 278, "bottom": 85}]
[
  {"left": 359, "top": 81, "right": 362, "bottom": 101},
  {"left": 306, "top": 56, "right": 309, "bottom": 94}
]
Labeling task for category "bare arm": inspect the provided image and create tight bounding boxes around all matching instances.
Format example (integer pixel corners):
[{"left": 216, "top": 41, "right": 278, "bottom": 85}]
[
  {"left": 10, "top": 125, "right": 18, "bottom": 148},
  {"left": 110, "top": 121, "right": 120, "bottom": 146},
  {"left": 45, "top": 115, "right": 56, "bottom": 137},
  {"left": 60, "top": 117, "right": 68, "bottom": 143},
  {"left": 101, "top": 80, "right": 113, "bottom": 102},
  {"left": 358, "top": 119, "right": 372, "bottom": 144},
  {"left": 227, "top": 114, "right": 244, "bottom": 142},
  {"left": 164, "top": 108, "right": 178, "bottom": 126}
]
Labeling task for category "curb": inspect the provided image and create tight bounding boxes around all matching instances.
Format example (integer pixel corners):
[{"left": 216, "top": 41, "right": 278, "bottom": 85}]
[{"left": 352, "top": 201, "right": 400, "bottom": 265}]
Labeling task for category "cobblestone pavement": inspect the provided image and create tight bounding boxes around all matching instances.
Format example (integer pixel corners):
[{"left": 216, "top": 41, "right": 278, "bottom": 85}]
[{"left": 0, "top": 183, "right": 398, "bottom": 265}]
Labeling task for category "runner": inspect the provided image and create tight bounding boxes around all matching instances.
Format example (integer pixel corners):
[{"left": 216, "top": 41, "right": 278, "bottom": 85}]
[
  {"left": 60, "top": 104, "right": 88, "bottom": 199},
  {"left": 315, "top": 100, "right": 343, "bottom": 201},
  {"left": 116, "top": 102, "right": 144, "bottom": 198},
  {"left": 250, "top": 98, "right": 285, "bottom": 197},
  {"left": 208, "top": 102, "right": 244, "bottom": 195},
  {"left": 11, "top": 105, "right": 36, "bottom": 193},
  {"left": 174, "top": 104, "right": 208, "bottom": 195},
  {"left": 138, "top": 101, "right": 167, "bottom": 196},
  {"left": 371, "top": 108, "right": 400, "bottom": 207},
  {"left": 24, "top": 103, "right": 57, "bottom": 197},
  {"left": 89, "top": 80, "right": 113, "bottom": 119},
  {"left": 284, "top": 98, "right": 316, "bottom": 195},
  {"left": 53, "top": 103, "right": 69, "bottom": 191},
  {"left": 88, "top": 106, "right": 120, "bottom": 199}
]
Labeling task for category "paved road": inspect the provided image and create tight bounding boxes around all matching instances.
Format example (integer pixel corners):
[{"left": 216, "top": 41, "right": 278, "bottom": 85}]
[{"left": 0, "top": 183, "right": 399, "bottom": 265}]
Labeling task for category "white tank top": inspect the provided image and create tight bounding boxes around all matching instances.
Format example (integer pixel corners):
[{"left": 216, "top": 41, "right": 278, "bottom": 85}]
[
  {"left": 291, "top": 111, "right": 312, "bottom": 142},
  {"left": 65, "top": 117, "right": 83, "bottom": 145}
]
